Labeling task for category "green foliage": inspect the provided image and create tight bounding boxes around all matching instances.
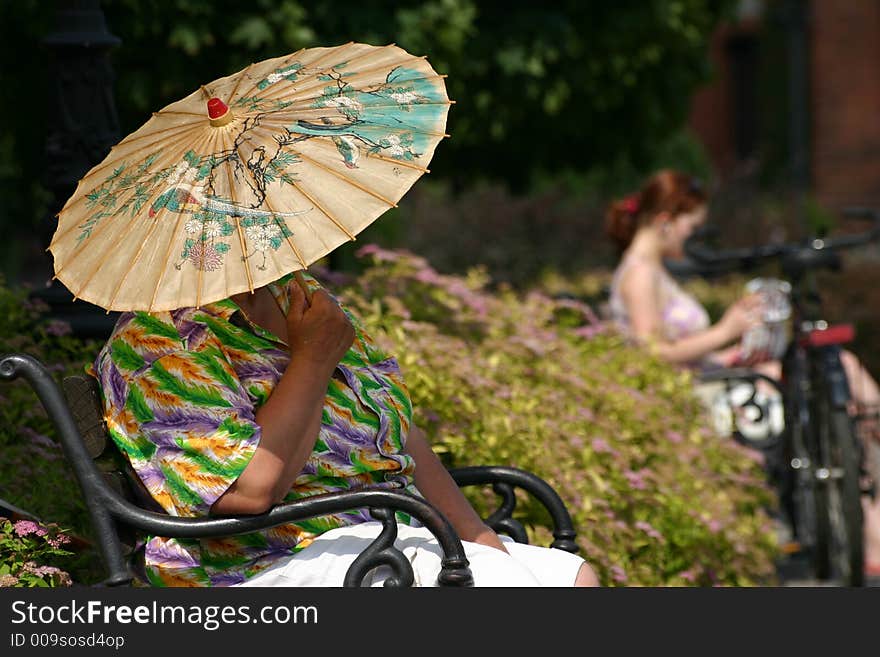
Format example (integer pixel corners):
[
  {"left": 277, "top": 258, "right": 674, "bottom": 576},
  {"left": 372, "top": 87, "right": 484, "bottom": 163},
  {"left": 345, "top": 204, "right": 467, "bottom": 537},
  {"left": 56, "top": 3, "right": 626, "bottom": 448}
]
[
  {"left": 804, "top": 196, "right": 836, "bottom": 237},
  {"left": 0, "top": 1, "right": 53, "bottom": 279},
  {"left": 0, "top": 519, "right": 73, "bottom": 587},
  {"left": 97, "top": 0, "right": 731, "bottom": 188},
  {"left": 0, "top": 277, "right": 99, "bottom": 540},
  {"left": 334, "top": 248, "right": 779, "bottom": 586}
]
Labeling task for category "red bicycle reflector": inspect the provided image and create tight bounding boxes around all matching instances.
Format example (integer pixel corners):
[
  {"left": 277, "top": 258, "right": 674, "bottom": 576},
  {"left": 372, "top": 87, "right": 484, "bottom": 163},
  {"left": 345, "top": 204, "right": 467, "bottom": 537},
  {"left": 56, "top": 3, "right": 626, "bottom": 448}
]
[{"left": 804, "top": 323, "right": 855, "bottom": 347}]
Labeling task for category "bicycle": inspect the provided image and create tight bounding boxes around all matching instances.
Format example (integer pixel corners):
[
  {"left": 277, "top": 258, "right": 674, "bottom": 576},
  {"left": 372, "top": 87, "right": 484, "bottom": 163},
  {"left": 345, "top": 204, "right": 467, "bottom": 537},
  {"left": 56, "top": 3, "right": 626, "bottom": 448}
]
[{"left": 684, "top": 207, "right": 880, "bottom": 586}]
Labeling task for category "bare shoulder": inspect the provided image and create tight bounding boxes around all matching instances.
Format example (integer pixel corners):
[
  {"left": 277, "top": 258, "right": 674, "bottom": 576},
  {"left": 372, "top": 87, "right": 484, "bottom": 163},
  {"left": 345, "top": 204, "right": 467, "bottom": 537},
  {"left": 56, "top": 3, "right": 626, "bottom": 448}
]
[{"left": 618, "top": 259, "right": 660, "bottom": 299}]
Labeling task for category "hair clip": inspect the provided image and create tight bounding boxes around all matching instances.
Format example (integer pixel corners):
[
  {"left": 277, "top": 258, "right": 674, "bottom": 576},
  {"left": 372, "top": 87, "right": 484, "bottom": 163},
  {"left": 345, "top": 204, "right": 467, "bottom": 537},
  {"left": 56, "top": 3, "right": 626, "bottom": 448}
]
[{"left": 621, "top": 195, "right": 640, "bottom": 214}]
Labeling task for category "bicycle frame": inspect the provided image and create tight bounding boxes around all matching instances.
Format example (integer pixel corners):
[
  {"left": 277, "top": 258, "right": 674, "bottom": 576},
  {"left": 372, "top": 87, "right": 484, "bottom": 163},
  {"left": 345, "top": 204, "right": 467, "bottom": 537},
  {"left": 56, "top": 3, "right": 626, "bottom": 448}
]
[{"left": 777, "top": 288, "right": 852, "bottom": 545}]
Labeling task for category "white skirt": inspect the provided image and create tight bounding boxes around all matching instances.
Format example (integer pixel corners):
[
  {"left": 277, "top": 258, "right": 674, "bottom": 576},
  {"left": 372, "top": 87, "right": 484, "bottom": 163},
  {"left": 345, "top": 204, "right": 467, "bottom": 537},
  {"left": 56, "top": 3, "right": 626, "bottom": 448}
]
[{"left": 235, "top": 522, "right": 586, "bottom": 587}]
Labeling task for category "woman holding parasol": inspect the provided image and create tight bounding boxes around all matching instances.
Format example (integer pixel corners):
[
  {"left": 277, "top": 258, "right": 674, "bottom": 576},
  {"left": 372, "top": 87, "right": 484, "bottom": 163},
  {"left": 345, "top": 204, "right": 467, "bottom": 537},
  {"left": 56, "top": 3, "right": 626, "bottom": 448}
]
[{"left": 53, "top": 43, "right": 598, "bottom": 587}]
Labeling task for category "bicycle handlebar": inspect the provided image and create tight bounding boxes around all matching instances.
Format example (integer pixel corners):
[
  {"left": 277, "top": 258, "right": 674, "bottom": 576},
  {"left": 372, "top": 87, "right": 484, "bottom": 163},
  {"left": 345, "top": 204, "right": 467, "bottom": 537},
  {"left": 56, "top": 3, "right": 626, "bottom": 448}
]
[{"left": 683, "top": 207, "right": 880, "bottom": 274}]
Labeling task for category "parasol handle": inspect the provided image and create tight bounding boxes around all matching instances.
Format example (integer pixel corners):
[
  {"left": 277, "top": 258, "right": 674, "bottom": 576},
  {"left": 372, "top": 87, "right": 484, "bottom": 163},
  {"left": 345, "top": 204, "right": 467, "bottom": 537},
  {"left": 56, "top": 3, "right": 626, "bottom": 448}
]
[{"left": 293, "top": 271, "right": 313, "bottom": 306}]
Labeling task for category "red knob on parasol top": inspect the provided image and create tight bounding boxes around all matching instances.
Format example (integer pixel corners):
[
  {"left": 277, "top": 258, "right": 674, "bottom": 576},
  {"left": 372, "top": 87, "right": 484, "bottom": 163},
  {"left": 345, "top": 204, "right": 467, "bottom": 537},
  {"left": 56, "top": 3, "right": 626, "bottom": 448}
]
[
  {"left": 206, "top": 97, "right": 233, "bottom": 126},
  {"left": 207, "top": 97, "right": 228, "bottom": 119}
]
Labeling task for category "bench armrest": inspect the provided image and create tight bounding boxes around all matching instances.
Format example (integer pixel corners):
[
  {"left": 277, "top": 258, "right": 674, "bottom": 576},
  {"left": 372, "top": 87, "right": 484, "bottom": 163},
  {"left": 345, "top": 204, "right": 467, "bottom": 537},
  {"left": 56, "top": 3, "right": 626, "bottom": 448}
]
[{"left": 449, "top": 466, "right": 579, "bottom": 553}]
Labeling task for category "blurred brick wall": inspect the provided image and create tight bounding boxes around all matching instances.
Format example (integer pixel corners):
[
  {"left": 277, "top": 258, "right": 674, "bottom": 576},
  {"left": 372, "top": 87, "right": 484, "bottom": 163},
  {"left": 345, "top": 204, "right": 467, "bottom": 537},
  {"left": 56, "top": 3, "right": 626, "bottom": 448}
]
[
  {"left": 810, "top": 0, "right": 880, "bottom": 210},
  {"left": 690, "top": 1, "right": 880, "bottom": 210}
]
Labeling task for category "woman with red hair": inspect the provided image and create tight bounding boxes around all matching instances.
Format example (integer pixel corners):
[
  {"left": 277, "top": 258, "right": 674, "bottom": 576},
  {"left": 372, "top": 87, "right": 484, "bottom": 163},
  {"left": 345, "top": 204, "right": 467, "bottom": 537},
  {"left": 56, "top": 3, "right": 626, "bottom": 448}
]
[{"left": 606, "top": 169, "right": 763, "bottom": 368}]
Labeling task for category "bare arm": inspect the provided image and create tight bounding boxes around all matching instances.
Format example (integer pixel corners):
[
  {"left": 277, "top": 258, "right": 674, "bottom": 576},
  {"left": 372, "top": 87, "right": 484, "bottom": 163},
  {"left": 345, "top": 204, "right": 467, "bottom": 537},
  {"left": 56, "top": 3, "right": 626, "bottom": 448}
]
[
  {"left": 620, "top": 261, "right": 756, "bottom": 364},
  {"left": 211, "top": 285, "right": 354, "bottom": 515},
  {"left": 404, "top": 425, "right": 508, "bottom": 553}
]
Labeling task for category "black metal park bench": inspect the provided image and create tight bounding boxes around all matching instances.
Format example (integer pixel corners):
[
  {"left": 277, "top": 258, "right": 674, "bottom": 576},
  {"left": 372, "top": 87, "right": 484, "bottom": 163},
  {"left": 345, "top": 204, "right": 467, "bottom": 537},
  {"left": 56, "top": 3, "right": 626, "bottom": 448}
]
[{"left": 1, "top": 353, "right": 579, "bottom": 587}]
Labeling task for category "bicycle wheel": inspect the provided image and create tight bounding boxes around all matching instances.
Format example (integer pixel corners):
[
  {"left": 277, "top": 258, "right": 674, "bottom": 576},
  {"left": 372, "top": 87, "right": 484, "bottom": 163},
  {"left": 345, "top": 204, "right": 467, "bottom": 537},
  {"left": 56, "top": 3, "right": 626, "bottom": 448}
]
[{"left": 813, "top": 403, "right": 865, "bottom": 586}]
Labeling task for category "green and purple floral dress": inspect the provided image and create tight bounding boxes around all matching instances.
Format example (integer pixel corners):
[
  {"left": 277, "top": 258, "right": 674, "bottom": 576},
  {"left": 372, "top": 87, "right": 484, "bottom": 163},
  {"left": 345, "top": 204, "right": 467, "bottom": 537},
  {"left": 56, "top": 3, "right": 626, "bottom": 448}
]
[{"left": 91, "top": 273, "right": 416, "bottom": 586}]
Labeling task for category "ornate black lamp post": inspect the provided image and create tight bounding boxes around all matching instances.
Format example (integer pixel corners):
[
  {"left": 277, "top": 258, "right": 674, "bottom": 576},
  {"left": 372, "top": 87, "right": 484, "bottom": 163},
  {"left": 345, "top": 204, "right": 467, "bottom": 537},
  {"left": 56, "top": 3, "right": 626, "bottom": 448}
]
[{"left": 34, "top": 0, "right": 121, "bottom": 338}]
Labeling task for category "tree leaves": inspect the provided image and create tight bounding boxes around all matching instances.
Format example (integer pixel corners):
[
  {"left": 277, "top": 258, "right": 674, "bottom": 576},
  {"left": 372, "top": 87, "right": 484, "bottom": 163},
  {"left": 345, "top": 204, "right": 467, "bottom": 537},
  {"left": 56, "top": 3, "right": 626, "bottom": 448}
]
[{"left": 92, "top": 0, "right": 731, "bottom": 189}]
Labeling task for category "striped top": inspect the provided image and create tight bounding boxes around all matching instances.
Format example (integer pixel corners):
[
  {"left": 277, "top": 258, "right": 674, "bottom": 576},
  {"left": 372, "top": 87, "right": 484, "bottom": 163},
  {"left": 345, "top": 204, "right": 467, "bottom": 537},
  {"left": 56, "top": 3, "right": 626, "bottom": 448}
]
[{"left": 91, "top": 273, "right": 416, "bottom": 586}]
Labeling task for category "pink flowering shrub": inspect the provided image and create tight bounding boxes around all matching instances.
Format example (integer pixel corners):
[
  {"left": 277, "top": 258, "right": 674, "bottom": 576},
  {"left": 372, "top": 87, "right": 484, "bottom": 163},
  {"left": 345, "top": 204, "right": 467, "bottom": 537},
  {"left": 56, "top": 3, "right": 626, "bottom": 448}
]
[
  {"left": 334, "top": 248, "right": 779, "bottom": 586},
  {"left": 0, "top": 519, "right": 73, "bottom": 587}
]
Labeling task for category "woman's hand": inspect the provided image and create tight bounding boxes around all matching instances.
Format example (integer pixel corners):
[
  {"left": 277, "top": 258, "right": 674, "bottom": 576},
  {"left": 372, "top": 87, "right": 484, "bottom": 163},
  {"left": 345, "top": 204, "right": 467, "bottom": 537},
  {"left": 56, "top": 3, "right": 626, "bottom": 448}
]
[
  {"left": 719, "top": 293, "right": 765, "bottom": 342},
  {"left": 285, "top": 282, "right": 355, "bottom": 375}
]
